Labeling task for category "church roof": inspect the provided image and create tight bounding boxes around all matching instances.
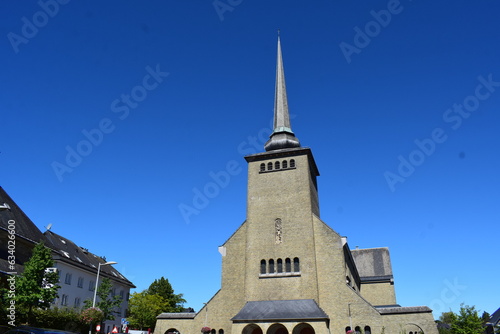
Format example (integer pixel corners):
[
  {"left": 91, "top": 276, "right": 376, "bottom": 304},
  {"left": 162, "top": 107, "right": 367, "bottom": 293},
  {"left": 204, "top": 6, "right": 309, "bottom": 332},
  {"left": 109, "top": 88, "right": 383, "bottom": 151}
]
[
  {"left": 375, "top": 306, "right": 433, "bottom": 314},
  {"left": 264, "top": 35, "right": 301, "bottom": 152},
  {"left": 351, "top": 247, "right": 393, "bottom": 282},
  {"left": 232, "top": 299, "right": 329, "bottom": 322}
]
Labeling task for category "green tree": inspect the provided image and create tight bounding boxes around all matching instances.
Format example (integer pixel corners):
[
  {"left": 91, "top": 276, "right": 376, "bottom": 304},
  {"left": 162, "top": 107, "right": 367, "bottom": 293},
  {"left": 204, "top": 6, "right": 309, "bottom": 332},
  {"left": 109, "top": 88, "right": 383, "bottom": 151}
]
[
  {"left": 450, "top": 304, "right": 484, "bottom": 334},
  {"left": 147, "top": 277, "right": 185, "bottom": 312},
  {"left": 83, "top": 277, "right": 122, "bottom": 321},
  {"left": 15, "top": 242, "right": 60, "bottom": 323},
  {"left": 128, "top": 291, "right": 168, "bottom": 330}
]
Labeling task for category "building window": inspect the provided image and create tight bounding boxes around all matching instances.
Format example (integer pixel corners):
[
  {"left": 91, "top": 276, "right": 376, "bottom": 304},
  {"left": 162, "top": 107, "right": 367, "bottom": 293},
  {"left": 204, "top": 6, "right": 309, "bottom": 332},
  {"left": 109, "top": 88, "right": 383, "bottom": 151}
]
[
  {"left": 260, "top": 260, "right": 266, "bottom": 274},
  {"left": 268, "top": 259, "right": 275, "bottom": 273},
  {"left": 120, "top": 290, "right": 124, "bottom": 299},
  {"left": 65, "top": 273, "right": 72, "bottom": 285},
  {"left": 345, "top": 327, "right": 351, "bottom": 333},
  {"left": 355, "top": 326, "right": 361, "bottom": 334},
  {"left": 293, "top": 257, "right": 300, "bottom": 272},
  {"left": 275, "top": 161, "right": 280, "bottom": 169},
  {"left": 267, "top": 162, "right": 273, "bottom": 170},
  {"left": 290, "top": 159, "right": 295, "bottom": 168},
  {"left": 77, "top": 277, "right": 84, "bottom": 288},
  {"left": 277, "top": 258, "right": 283, "bottom": 273},
  {"left": 61, "top": 294, "right": 68, "bottom": 306},
  {"left": 74, "top": 297, "right": 81, "bottom": 308},
  {"left": 260, "top": 163, "right": 265, "bottom": 172},
  {"left": 285, "top": 258, "right": 292, "bottom": 272},
  {"left": 282, "top": 160, "right": 288, "bottom": 169},
  {"left": 219, "top": 330, "right": 224, "bottom": 334},
  {"left": 364, "top": 326, "right": 371, "bottom": 334},
  {"left": 89, "top": 280, "right": 95, "bottom": 291}
]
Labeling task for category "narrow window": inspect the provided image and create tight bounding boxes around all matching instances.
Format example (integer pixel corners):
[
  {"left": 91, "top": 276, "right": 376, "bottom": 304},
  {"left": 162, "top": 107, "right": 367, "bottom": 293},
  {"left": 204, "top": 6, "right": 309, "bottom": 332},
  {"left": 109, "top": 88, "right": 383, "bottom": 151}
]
[
  {"left": 61, "top": 294, "right": 68, "bottom": 306},
  {"left": 269, "top": 259, "right": 275, "bottom": 273},
  {"left": 285, "top": 258, "right": 291, "bottom": 272},
  {"left": 260, "top": 163, "right": 265, "bottom": 172},
  {"left": 282, "top": 160, "right": 288, "bottom": 168},
  {"left": 290, "top": 159, "right": 295, "bottom": 168},
  {"left": 219, "top": 330, "right": 224, "bottom": 334},
  {"left": 355, "top": 326, "right": 361, "bottom": 334},
  {"left": 260, "top": 260, "right": 266, "bottom": 274},
  {"left": 89, "top": 280, "right": 95, "bottom": 291},
  {"left": 65, "top": 273, "right": 72, "bottom": 285},
  {"left": 364, "top": 327, "right": 371, "bottom": 334},
  {"left": 277, "top": 258, "right": 283, "bottom": 273},
  {"left": 77, "top": 277, "right": 84, "bottom": 288},
  {"left": 268, "top": 162, "right": 273, "bottom": 170},
  {"left": 345, "top": 327, "right": 351, "bottom": 333},
  {"left": 293, "top": 257, "right": 300, "bottom": 272},
  {"left": 275, "top": 161, "right": 280, "bottom": 169}
]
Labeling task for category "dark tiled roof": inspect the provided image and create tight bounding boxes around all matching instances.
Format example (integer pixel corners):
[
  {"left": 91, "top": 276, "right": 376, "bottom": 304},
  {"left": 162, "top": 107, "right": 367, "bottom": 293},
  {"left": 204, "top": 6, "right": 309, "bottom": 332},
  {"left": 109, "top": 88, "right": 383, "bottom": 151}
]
[
  {"left": 157, "top": 313, "right": 197, "bottom": 319},
  {"left": 44, "top": 230, "right": 135, "bottom": 288},
  {"left": 232, "top": 299, "right": 329, "bottom": 322},
  {"left": 0, "top": 186, "right": 45, "bottom": 243},
  {"left": 376, "top": 306, "right": 432, "bottom": 314},
  {"left": 489, "top": 307, "right": 500, "bottom": 325}
]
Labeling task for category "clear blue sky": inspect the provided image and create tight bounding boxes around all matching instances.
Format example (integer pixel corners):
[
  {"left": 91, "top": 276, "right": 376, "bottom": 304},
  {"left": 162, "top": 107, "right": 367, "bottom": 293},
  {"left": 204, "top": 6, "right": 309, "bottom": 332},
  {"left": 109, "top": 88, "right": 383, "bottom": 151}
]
[{"left": 2, "top": 0, "right": 499, "bottom": 318}]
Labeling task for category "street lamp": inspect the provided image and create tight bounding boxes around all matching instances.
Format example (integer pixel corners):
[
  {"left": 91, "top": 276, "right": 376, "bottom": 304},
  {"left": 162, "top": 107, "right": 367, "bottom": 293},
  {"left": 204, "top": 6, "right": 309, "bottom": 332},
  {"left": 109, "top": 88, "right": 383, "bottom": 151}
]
[{"left": 92, "top": 261, "right": 117, "bottom": 307}]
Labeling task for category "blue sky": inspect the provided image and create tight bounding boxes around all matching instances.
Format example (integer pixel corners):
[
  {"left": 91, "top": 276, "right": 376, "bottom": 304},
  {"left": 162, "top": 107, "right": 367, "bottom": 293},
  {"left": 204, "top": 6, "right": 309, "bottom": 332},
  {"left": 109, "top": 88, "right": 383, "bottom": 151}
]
[{"left": 1, "top": 0, "right": 499, "bottom": 318}]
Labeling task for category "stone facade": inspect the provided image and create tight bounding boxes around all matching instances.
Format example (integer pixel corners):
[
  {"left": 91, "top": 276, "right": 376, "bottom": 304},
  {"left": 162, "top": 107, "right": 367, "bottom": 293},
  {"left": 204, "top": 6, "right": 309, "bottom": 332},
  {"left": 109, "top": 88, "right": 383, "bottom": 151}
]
[{"left": 155, "top": 38, "right": 438, "bottom": 334}]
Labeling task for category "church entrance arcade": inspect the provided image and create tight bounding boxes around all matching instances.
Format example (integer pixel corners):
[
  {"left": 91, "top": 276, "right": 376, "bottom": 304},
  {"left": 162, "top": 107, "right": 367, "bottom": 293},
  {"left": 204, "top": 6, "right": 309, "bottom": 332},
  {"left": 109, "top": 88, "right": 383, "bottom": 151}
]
[{"left": 240, "top": 323, "right": 316, "bottom": 334}]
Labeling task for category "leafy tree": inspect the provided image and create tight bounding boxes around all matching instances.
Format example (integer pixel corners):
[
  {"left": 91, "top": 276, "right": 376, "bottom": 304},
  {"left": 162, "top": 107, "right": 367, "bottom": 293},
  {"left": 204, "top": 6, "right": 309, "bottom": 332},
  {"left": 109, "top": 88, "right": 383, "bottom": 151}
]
[
  {"left": 147, "top": 277, "right": 185, "bottom": 312},
  {"left": 83, "top": 277, "right": 122, "bottom": 321},
  {"left": 440, "top": 311, "right": 455, "bottom": 325},
  {"left": 15, "top": 242, "right": 60, "bottom": 323},
  {"left": 128, "top": 291, "right": 168, "bottom": 330},
  {"left": 450, "top": 304, "right": 484, "bottom": 334}
]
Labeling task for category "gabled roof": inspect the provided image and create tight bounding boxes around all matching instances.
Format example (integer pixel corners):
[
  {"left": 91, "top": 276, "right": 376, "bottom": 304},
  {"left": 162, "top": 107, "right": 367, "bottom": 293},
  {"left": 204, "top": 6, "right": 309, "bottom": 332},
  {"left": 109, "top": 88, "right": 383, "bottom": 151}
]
[
  {"left": 232, "top": 299, "right": 329, "bottom": 322},
  {"left": 488, "top": 307, "right": 500, "bottom": 326}
]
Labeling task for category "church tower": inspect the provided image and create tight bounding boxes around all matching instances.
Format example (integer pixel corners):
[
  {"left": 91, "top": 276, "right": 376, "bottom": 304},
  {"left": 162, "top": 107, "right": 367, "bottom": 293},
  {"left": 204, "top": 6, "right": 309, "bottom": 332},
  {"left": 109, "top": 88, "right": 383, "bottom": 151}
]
[
  {"left": 242, "top": 35, "right": 321, "bottom": 302},
  {"left": 155, "top": 36, "right": 439, "bottom": 334}
]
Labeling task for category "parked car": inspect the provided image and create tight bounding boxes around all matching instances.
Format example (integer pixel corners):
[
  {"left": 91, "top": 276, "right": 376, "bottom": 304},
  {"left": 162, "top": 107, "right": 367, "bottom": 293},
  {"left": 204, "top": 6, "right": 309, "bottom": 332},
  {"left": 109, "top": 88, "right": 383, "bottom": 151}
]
[{"left": 4, "top": 327, "right": 78, "bottom": 334}]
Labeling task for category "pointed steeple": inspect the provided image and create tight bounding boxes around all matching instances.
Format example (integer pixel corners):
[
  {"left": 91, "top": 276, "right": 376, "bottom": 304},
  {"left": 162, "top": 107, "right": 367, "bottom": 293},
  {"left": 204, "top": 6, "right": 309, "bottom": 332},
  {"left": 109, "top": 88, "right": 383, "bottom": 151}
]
[{"left": 264, "top": 34, "right": 301, "bottom": 152}]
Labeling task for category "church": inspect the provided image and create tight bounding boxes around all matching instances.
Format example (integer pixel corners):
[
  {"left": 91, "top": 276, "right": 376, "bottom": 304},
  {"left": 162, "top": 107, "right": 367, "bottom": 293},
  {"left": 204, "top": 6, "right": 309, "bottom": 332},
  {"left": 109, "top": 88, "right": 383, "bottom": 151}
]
[{"left": 155, "top": 37, "right": 438, "bottom": 334}]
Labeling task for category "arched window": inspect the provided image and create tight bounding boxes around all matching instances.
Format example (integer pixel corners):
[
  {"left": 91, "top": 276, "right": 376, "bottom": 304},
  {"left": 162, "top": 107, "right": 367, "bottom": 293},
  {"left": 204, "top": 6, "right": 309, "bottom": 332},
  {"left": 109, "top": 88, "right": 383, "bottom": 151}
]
[
  {"left": 260, "top": 260, "right": 266, "bottom": 274},
  {"left": 364, "top": 326, "right": 371, "bottom": 334},
  {"left": 355, "top": 326, "right": 361, "bottom": 334},
  {"left": 260, "top": 163, "right": 265, "bottom": 172},
  {"left": 218, "top": 330, "right": 224, "bottom": 334},
  {"left": 293, "top": 257, "right": 300, "bottom": 272},
  {"left": 282, "top": 160, "right": 288, "bottom": 169},
  {"left": 267, "top": 162, "right": 273, "bottom": 170},
  {"left": 345, "top": 327, "right": 351, "bottom": 333},
  {"left": 290, "top": 159, "right": 296, "bottom": 168},
  {"left": 268, "top": 259, "right": 275, "bottom": 273},
  {"left": 277, "top": 258, "right": 283, "bottom": 273},
  {"left": 285, "top": 258, "right": 291, "bottom": 272},
  {"left": 275, "top": 161, "right": 280, "bottom": 169},
  {"left": 211, "top": 330, "right": 216, "bottom": 334}
]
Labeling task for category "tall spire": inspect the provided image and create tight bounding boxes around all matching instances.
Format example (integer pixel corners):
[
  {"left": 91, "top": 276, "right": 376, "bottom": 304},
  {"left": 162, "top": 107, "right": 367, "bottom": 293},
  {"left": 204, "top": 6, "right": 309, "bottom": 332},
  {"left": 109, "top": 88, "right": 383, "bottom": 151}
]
[{"left": 264, "top": 34, "right": 301, "bottom": 152}]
